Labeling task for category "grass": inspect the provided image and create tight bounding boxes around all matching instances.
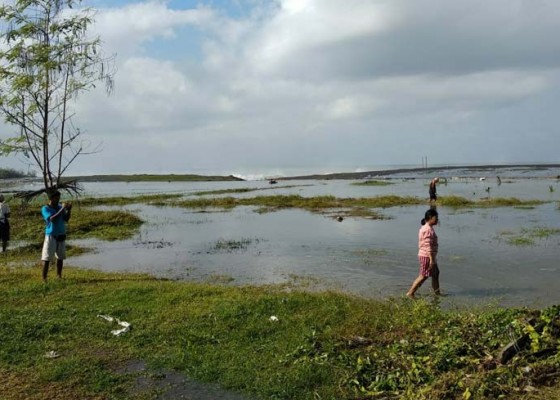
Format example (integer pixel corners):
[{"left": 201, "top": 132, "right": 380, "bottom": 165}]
[
  {"left": 161, "top": 195, "right": 550, "bottom": 222},
  {"left": 351, "top": 180, "right": 395, "bottom": 186},
  {"left": 76, "top": 193, "right": 183, "bottom": 207},
  {"left": 9, "top": 203, "right": 143, "bottom": 243},
  {"left": 171, "top": 194, "right": 547, "bottom": 211},
  {"left": 499, "top": 227, "right": 560, "bottom": 246},
  {"left": 191, "top": 184, "right": 312, "bottom": 196},
  {"left": 0, "top": 266, "right": 559, "bottom": 399},
  {"left": 211, "top": 238, "right": 258, "bottom": 253},
  {"left": 438, "top": 196, "right": 546, "bottom": 208}
]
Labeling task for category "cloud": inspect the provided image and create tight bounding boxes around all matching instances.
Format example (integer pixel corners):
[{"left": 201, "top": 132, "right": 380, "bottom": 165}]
[
  {"left": 3, "top": 0, "right": 560, "bottom": 176},
  {"left": 245, "top": 0, "right": 560, "bottom": 81}
]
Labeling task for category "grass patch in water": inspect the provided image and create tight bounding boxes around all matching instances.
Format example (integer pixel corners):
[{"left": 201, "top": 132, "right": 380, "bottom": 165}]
[
  {"left": 8, "top": 201, "right": 144, "bottom": 244},
  {"left": 171, "top": 194, "right": 424, "bottom": 210},
  {"left": 212, "top": 238, "right": 255, "bottom": 252},
  {"left": 1, "top": 266, "right": 560, "bottom": 399},
  {"left": 352, "top": 248, "right": 389, "bottom": 257},
  {"left": 192, "top": 188, "right": 254, "bottom": 196},
  {"left": 499, "top": 226, "right": 560, "bottom": 246},
  {"left": 191, "top": 184, "right": 313, "bottom": 197},
  {"left": 351, "top": 180, "right": 394, "bottom": 186},
  {"left": 78, "top": 193, "right": 183, "bottom": 207},
  {"left": 172, "top": 194, "right": 547, "bottom": 212},
  {"left": 170, "top": 195, "right": 423, "bottom": 220},
  {"left": 439, "top": 196, "right": 546, "bottom": 208},
  {"left": 507, "top": 236, "right": 535, "bottom": 246}
]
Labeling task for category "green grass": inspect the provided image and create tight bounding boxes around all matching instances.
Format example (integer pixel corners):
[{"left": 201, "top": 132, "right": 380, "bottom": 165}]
[
  {"left": 0, "top": 266, "right": 559, "bottom": 399},
  {"left": 171, "top": 194, "right": 547, "bottom": 211},
  {"left": 191, "top": 184, "right": 313, "bottom": 197},
  {"left": 499, "top": 226, "right": 560, "bottom": 246},
  {"left": 9, "top": 204, "right": 143, "bottom": 243},
  {"left": 162, "top": 195, "right": 549, "bottom": 222},
  {"left": 77, "top": 193, "right": 183, "bottom": 207},
  {"left": 438, "top": 196, "right": 546, "bottom": 208},
  {"left": 351, "top": 180, "right": 395, "bottom": 186},
  {"left": 192, "top": 188, "right": 255, "bottom": 196}
]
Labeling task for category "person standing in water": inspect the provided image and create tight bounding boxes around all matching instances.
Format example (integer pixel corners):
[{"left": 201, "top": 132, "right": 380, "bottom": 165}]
[
  {"left": 428, "top": 177, "right": 439, "bottom": 202},
  {"left": 407, "top": 208, "right": 441, "bottom": 298}
]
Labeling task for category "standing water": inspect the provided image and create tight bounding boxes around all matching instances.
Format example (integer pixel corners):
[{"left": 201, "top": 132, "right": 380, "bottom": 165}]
[{"left": 9, "top": 165, "right": 560, "bottom": 307}]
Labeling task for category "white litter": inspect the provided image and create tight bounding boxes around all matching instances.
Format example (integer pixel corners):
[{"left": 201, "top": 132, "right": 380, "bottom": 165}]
[
  {"left": 44, "top": 350, "right": 60, "bottom": 359},
  {"left": 98, "top": 314, "right": 131, "bottom": 336},
  {"left": 269, "top": 315, "right": 279, "bottom": 322}
]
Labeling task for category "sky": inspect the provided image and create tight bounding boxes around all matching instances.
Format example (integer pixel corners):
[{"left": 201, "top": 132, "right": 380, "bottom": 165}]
[{"left": 2, "top": 0, "right": 560, "bottom": 179}]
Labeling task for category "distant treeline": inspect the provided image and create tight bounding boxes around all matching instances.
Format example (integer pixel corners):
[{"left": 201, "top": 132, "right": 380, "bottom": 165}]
[
  {"left": 0, "top": 168, "right": 35, "bottom": 179},
  {"left": 67, "top": 174, "right": 245, "bottom": 182}
]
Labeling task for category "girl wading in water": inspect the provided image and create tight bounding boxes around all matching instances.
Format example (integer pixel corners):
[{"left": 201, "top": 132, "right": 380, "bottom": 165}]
[{"left": 407, "top": 209, "right": 441, "bottom": 298}]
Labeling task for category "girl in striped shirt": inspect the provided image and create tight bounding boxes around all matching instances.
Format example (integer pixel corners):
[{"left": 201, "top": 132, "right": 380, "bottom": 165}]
[{"left": 407, "top": 208, "right": 441, "bottom": 298}]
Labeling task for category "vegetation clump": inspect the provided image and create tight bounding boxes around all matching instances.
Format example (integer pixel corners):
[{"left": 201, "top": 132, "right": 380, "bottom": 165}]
[
  {"left": 9, "top": 199, "right": 144, "bottom": 244},
  {"left": 0, "top": 168, "right": 34, "bottom": 179},
  {"left": 499, "top": 226, "right": 560, "bottom": 246},
  {"left": 351, "top": 180, "right": 395, "bottom": 186}
]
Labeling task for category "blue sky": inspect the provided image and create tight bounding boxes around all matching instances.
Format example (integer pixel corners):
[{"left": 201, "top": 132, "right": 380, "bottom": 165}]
[{"left": 2, "top": 0, "right": 560, "bottom": 179}]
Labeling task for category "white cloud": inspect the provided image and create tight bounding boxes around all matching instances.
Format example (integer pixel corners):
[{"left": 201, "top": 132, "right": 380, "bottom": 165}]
[
  {"left": 3, "top": 0, "right": 560, "bottom": 176},
  {"left": 92, "top": 2, "right": 215, "bottom": 55}
]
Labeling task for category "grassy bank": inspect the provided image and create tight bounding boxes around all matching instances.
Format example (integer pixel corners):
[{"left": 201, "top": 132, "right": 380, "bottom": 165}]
[{"left": 0, "top": 266, "right": 559, "bottom": 399}]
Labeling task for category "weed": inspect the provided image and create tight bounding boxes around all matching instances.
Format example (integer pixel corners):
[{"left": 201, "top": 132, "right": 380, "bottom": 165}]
[
  {"left": 499, "top": 226, "right": 560, "bottom": 246},
  {"left": 351, "top": 180, "right": 394, "bottom": 186},
  {"left": 209, "top": 238, "right": 262, "bottom": 253}
]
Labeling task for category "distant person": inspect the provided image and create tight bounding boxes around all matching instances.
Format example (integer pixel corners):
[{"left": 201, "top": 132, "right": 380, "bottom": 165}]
[
  {"left": 406, "top": 208, "right": 441, "bottom": 298},
  {"left": 0, "top": 194, "right": 10, "bottom": 252},
  {"left": 428, "top": 177, "right": 439, "bottom": 202},
  {"left": 41, "top": 190, "right": 72, "bottom": 281}
]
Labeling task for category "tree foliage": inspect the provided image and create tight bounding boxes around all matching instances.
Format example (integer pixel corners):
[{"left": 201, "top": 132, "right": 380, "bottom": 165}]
[{"left": 0, "top": 0, "right": 115, "bottom": 197}]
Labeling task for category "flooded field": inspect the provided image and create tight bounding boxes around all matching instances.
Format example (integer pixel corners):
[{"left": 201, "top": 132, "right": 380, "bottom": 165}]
[{"left": 10, "top": 165, "right": 560, "bottom": 307}]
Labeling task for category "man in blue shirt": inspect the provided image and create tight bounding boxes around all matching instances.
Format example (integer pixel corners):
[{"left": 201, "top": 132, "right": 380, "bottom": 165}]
[{"left": 41, "top": 190, "right": 72, "bottom": 281}]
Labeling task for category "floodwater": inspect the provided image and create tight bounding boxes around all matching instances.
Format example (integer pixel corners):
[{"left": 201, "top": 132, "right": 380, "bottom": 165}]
[{"left": 10, "top": 166, "right": 560, "bottom": 308}]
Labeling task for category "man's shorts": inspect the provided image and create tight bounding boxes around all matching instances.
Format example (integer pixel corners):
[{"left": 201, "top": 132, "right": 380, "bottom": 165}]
[{"left": 41, "top": 235, "right": 66, "bottom": 261}]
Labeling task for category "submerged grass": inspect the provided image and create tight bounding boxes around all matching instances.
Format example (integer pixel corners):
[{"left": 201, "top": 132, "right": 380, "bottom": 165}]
[
  {"left": 351, "top": 180, "right": 395, "bottom": 186},
  {"left": 499, "top": 226, "right": 560, "bottom": 246},
  {"left": 171, "top": 194, "right": 547, "bottom": 211},
  {"left": 438, "top": 196, "right": 546, "bottom": 208},
  {"left": 191, "top": 184, "right": 313, "bottom": 196},
  {"left": 0, "top": 266, "right": 559, "bottom": 399},
  {"left": 165, "top": 195, "right": 549, "bottom": 221}
]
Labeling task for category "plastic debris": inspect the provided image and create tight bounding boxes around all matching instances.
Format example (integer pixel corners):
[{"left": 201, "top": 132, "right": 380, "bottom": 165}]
[
  {"left": 269, "top": 315, "right": 279, "bottom": 322},
  {"left": 44, "top": 350, "right": 60, "bottom": 359},
  {"left": 98, "top": 314, "right": 131, "bottom": 336}
]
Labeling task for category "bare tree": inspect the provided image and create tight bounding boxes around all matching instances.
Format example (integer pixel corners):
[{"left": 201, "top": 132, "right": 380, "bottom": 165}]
[{"left": 0, "top": 0, "right": 115, "bottom": 198}]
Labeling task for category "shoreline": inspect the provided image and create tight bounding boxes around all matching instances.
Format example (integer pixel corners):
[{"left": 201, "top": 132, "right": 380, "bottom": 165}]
[
  {"left": 278, "top": 163, "right": 560, "bottom": 180},
  {"left": 3, "top": 164, "right": 560, "bottom": 183}
]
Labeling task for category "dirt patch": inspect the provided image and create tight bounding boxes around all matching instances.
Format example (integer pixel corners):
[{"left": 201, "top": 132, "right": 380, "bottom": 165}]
[{"left": 118, "top": 360, "right": 252, "bottom": 399}]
